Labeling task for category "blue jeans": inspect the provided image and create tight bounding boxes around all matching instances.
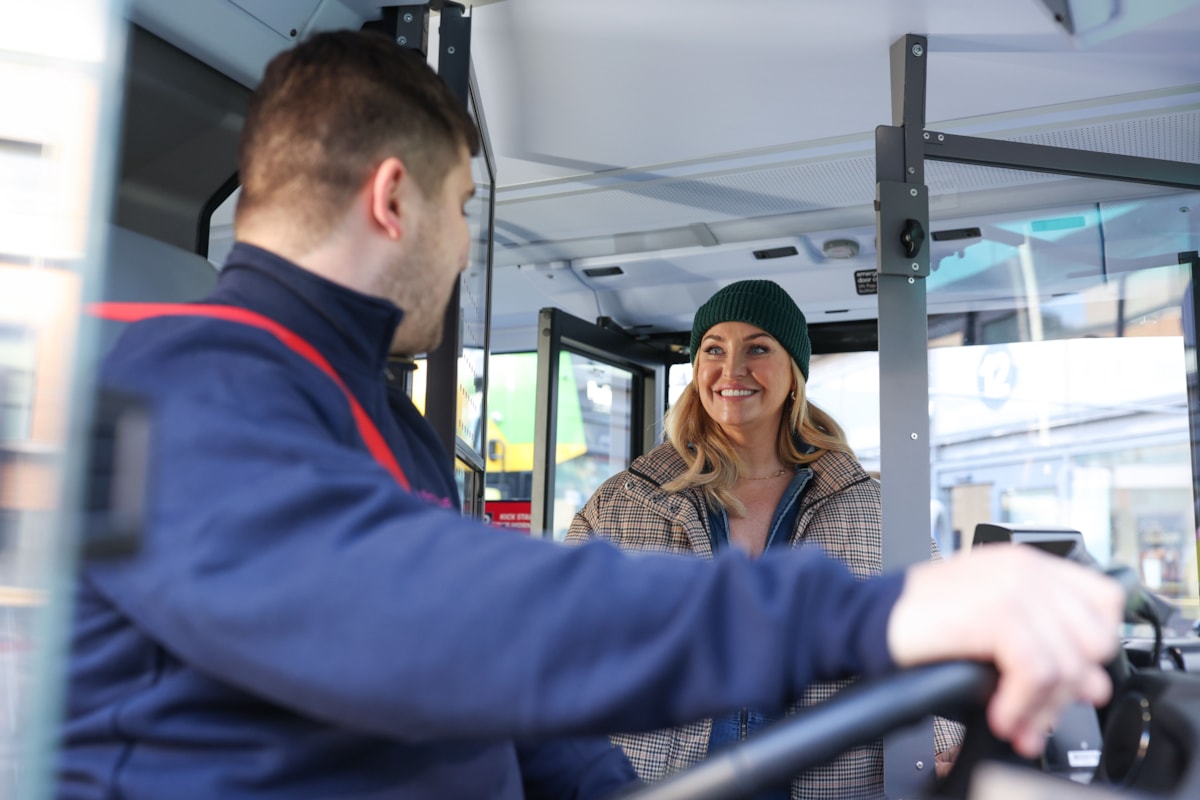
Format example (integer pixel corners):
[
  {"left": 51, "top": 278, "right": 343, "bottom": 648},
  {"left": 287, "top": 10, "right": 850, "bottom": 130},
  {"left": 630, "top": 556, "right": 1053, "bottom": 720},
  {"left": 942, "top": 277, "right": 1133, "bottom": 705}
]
[{"left": 709, "top": 708, "right": 791, "bottom": 800}]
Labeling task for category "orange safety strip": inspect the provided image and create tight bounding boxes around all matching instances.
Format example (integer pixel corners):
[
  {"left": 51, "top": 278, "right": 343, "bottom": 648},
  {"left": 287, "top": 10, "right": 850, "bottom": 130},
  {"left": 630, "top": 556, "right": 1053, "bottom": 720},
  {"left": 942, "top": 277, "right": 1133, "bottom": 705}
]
[{"left": 90, "top": 302, "right": 412, "bottom": 492}]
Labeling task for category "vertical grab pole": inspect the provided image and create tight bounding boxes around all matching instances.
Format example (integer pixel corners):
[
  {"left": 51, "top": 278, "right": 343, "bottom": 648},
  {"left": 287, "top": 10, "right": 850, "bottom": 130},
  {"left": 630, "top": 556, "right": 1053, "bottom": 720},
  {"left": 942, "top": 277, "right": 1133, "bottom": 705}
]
[
  {"left": 532, "top": 308, "right": 563, "bottom": 538},
  {"left": 877, "top": 33, "right": 937, "bottom": 799}
]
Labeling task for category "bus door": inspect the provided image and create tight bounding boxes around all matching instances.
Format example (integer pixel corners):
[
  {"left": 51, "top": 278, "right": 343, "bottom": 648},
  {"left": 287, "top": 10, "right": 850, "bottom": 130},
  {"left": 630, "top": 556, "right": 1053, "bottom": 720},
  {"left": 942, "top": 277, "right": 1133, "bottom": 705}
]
[{"left": 528, "top": 308, "right": 679, "bottom": 540}]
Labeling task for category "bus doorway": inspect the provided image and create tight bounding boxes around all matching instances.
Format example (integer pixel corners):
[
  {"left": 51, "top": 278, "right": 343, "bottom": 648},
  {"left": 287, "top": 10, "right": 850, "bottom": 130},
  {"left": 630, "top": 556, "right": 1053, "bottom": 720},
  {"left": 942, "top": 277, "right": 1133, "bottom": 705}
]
[{"left": 525, "top": 309, "right": 682, "bottom": 539}]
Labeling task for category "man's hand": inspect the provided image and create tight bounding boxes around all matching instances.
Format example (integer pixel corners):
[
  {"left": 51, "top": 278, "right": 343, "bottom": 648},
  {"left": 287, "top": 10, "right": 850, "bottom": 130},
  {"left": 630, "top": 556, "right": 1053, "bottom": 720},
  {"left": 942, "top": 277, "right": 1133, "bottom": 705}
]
[{"left": 887, "top": 546, "right": 1124, "bottom": 758}]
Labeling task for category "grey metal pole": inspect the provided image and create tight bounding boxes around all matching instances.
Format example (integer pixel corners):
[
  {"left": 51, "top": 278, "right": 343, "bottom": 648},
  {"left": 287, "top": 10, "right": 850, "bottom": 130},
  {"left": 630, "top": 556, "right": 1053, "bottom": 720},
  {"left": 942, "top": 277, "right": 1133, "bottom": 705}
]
[{"left": 877, "top": 33, "right": 937, "bottom": 800}]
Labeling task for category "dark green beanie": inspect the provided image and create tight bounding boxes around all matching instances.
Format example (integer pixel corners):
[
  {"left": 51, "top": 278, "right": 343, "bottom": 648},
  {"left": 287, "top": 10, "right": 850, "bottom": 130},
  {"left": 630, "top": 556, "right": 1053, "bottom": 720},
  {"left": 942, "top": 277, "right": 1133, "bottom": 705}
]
[{"left": 690, "top": 279, "right": 811, "bottom": 380}]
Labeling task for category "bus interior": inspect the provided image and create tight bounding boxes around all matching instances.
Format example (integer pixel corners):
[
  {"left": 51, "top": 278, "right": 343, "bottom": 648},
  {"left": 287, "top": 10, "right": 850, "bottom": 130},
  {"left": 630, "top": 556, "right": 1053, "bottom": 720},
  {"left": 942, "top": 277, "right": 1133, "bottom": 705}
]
[{"left": 3, "top": 0, "right": 1200, "bottom": 796}]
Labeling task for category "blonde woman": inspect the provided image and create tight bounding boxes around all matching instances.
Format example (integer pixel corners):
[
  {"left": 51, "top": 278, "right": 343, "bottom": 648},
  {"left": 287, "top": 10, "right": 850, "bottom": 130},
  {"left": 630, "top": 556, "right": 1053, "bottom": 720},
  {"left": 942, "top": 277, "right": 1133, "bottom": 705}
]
[{"left": 567, "top": 279, "right": 961, "bottom": 800}]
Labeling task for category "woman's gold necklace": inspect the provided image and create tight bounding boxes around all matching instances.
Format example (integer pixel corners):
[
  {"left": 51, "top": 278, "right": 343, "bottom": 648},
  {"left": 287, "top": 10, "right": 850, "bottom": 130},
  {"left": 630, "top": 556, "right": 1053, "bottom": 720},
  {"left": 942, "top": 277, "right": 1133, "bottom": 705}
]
[{"left": 743, "top": 467, "right": 788, "bottom": 481}]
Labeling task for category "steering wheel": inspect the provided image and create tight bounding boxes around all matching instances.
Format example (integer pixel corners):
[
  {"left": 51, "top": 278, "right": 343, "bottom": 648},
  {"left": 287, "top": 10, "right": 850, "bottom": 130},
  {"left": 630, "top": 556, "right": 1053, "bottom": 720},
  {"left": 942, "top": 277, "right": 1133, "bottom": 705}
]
[
  {"left": 612, "top": 655, "right": 1200, "bottom": 800},
  {"left": 612, "top": 661, "right": 996, "bottom": 800}
]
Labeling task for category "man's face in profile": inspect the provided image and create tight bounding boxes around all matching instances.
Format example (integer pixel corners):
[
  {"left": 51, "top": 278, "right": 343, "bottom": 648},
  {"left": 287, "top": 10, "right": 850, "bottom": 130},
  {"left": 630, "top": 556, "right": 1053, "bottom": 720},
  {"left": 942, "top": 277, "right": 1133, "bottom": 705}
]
[{"left": 388, "top": 147, "right": 475, "bottom": 355}]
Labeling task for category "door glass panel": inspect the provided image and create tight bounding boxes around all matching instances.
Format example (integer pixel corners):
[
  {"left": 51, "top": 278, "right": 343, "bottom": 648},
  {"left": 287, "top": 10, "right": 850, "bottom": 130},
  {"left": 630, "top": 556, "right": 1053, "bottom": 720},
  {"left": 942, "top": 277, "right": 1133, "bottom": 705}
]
[
  {"left": 486, "top": 350, "right": 636, "bottom": 538},
  {"left": 484, "top": 352, "right": 535, "bottom": 522},
  {"left": 455, "top": 457, "right": 483, "bottom": 518},
  {"left": 549, "top": 351, "right": 633, "bottom": 540},
  {"left": 457, "top": 346, "right": 485, "bottom": 452}
]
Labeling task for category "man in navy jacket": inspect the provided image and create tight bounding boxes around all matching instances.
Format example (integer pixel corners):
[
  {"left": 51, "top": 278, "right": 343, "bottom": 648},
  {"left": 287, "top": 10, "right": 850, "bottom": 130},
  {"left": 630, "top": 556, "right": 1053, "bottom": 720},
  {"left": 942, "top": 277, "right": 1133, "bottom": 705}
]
[{"left": 59, "top": 29, "right": 1123, "bottom": 800}]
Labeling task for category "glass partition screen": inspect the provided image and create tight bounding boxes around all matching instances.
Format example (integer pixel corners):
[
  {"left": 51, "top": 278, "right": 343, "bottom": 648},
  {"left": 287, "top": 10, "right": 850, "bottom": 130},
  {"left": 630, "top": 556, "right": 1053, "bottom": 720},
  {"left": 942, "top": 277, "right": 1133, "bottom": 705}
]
[{"left": 924, "top": 179, "right": 1198, "bottom": 612}]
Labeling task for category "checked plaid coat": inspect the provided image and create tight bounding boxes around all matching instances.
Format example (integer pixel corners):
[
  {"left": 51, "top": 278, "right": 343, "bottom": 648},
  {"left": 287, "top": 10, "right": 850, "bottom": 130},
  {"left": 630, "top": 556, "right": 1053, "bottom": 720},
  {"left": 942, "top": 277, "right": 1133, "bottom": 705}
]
[{"left": 566, "top": 442, "right": 962, "bottom": 800}]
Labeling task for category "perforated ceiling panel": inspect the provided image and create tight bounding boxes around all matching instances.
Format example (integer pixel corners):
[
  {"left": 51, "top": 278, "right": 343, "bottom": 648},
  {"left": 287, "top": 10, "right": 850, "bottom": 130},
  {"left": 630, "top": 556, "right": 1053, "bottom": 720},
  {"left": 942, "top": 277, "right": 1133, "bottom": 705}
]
[
  {"left": 494, "top": 106, "right": 1200, "bottom": 262},
  {"left": 1014, "top": 110, "right": 1200, "bottom": 161},
  {"left": 925, "top": 160, "right": 1062, "bottom": 195}
]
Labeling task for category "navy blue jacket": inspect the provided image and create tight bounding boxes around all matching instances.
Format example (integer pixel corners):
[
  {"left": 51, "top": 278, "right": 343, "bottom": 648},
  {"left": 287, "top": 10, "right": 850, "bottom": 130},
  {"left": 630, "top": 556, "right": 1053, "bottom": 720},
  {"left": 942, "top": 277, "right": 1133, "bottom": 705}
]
[{"left": 59, "top": 244, "right": 905, "bottom": 799}]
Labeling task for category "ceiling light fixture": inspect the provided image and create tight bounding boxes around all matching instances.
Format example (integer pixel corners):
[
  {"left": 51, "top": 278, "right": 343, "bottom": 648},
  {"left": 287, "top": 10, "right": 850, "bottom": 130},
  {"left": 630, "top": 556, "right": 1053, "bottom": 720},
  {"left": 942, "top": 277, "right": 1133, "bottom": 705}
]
[{"left": 822, "top": 239, "right": 860, "bottom": 259}]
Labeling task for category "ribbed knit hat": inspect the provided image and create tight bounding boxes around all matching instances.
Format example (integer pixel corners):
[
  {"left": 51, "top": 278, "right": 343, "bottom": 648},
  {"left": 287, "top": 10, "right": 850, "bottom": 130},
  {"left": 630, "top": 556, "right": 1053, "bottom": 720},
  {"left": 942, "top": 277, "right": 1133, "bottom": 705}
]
[{"left": 689, "top": 279, "right": 811, "bottom": 380}]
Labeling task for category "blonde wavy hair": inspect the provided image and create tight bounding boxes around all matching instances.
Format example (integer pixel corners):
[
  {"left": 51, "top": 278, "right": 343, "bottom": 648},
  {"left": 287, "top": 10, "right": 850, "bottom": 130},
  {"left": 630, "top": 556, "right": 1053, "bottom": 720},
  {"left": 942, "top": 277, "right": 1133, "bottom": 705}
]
[{"left": 663, "top": 360, "right": 853, "bottom": 516}]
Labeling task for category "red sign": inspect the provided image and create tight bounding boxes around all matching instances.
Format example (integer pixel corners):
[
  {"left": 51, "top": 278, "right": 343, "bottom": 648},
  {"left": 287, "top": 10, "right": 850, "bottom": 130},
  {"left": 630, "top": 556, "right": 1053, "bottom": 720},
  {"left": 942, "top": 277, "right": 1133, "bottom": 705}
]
[{"left": 485, "top": 500, "right": 532, "bottom": 534}]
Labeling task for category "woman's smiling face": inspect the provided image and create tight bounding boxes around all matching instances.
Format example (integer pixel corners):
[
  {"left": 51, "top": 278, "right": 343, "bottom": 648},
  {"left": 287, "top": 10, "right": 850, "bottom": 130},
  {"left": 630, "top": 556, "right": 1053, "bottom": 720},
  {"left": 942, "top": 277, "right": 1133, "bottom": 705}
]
[{"left": 694, "top": 321, "right": 794, "bottom": 437}]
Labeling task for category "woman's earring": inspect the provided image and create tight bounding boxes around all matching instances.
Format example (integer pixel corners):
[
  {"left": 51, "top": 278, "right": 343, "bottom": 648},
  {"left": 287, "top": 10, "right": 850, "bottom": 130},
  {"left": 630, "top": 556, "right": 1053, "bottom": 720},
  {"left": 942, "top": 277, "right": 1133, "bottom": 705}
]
[{"left": 789, "top": 390, "right": 796, "bottom": 402}]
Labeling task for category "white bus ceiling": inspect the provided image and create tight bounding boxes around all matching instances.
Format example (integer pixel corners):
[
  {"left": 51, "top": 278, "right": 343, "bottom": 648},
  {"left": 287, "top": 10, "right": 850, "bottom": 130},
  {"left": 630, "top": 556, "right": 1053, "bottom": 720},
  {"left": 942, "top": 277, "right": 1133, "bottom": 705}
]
[{"left": 134, "top": 0, "right": 1200, "bottom": 352}]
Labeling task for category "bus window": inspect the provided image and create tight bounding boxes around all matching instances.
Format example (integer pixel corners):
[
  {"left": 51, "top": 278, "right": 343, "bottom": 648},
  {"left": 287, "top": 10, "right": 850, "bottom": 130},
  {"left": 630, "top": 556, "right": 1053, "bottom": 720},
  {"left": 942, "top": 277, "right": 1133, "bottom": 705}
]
[
  {"left": 0, "top": 326, "right": 36, "bottom": 440},
  {"left": 673, "top": 354, "right": 886, "bottom": 470},
  {"left": 205, "top": 187, "right": 238, "bottom": 268}
]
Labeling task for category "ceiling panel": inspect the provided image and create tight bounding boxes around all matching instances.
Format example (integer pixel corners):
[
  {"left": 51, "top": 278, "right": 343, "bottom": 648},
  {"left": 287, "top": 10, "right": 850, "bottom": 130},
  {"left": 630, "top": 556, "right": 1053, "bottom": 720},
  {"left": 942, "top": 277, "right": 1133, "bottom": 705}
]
[{"left": 492, "top": 102, "right": 1200, "bottom": 267}]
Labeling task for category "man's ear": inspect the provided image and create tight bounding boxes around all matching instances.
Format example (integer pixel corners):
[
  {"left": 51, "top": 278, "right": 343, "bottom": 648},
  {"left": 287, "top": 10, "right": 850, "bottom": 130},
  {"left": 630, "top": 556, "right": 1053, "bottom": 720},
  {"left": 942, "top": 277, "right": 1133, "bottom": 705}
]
[{"left": 369, "top": 157, "right": 408, "bottom": 241}]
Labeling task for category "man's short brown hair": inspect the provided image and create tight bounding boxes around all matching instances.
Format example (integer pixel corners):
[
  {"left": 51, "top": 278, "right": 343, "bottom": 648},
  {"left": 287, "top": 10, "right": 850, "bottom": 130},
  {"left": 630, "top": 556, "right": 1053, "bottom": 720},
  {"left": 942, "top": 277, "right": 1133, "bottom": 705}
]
[{"left": 236, "top": 29, "right": 480, "bottom": 239}]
